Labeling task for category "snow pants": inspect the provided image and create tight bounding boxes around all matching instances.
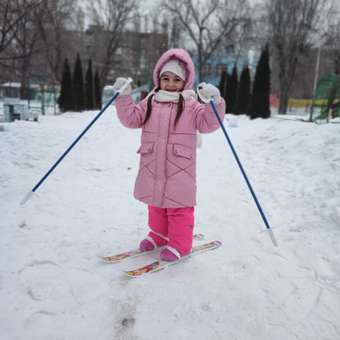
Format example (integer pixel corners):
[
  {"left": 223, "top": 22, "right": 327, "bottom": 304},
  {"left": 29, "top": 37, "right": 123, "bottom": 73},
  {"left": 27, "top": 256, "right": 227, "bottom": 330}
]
[{"left": 147, "top": 205, "right": 194, "bottom": 256}]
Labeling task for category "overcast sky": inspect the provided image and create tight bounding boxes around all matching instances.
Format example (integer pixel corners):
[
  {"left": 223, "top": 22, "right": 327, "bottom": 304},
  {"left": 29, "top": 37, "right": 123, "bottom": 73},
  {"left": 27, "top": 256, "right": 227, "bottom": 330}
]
[
  {"left": 139, "top": 0, "right": 265, "bottom": 13},
  {"left": 83, "top": 0, "right": 339, "bottom": 30}
]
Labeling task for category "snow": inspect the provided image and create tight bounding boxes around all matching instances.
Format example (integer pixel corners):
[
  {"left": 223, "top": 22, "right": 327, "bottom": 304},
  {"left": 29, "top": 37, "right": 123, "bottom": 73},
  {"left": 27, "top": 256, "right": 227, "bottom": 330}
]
[{"left": 1, "top": 107, "right": 340, "bottom": 340}]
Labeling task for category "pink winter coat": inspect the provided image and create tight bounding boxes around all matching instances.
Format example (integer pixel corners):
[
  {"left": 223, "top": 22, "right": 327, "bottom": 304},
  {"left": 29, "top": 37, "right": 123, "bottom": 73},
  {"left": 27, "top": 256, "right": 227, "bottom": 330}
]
[{"left": 115, "top": 48, "right": 225, "bottom": 208}]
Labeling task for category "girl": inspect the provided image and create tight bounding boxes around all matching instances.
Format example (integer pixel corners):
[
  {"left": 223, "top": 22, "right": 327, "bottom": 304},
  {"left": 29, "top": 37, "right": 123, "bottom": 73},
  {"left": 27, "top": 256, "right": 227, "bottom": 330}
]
[{"left": 113, "top": 48, "right": 225, "bottom": 262}]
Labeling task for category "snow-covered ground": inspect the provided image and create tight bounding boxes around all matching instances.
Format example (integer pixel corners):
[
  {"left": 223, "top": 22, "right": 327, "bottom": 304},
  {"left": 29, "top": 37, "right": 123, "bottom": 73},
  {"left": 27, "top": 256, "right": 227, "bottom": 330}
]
[{"left": 1, "top": 107, "right": 340, "bottom": 340}]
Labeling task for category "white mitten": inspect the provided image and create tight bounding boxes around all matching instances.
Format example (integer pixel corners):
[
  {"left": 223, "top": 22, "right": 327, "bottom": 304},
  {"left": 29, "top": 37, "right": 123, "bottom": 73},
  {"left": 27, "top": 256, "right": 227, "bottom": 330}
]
[
  {"left": 197, "top": 82, "right": 221, "bottom": 103},
  {"left": 112, "top": 77, "right": 132, "bottom": 96}
]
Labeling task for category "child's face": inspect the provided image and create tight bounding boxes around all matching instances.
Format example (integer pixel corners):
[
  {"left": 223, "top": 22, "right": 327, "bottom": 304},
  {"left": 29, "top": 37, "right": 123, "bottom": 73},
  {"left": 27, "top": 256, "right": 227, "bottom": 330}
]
[{"left": 160, "top": 72, "right": 185, "bottom": 92}]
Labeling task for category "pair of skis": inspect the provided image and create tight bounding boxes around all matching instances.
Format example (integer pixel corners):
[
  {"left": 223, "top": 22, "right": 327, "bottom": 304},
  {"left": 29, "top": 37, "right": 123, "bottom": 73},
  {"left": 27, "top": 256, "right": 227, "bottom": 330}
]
[{"left": 98, "top": 234, "right": 221, "bottom": 278}]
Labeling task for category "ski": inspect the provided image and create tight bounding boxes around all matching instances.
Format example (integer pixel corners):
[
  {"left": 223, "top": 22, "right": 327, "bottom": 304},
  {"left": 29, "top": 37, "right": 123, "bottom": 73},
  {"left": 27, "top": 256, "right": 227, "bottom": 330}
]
[
  {"left": 124, "top": 240, "right": 222, "bottom": 278},
  {"left": 98, "top": 233, "right": 205, "bottom": 264}
]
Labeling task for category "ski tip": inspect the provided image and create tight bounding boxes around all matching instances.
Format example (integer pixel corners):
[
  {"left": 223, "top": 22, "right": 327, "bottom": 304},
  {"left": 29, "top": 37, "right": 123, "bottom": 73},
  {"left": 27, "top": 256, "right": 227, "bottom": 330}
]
[
  {"left": 194, "top": 233, "right": 205, "bottom": 240},
  {"left": 124, "top": 268, "right": 165, "bottom": 278},
  {"left": 124, "top": 270, "right": 152, "bottom": 278},
  {"left": 124, "top": 271, "right": 138, "bottom": 278},
  {"left": 124, "top": 261, "right": 161, "bottom": 278},
  {"left": 124, "top": 269, "right": 149, "bottom": 278},
  {"left": 211, "top": 240, "right": 222, "bottom": 247},
  {"left": 97, "top": 254, "right": 129, "bottom": 263},
  {"left": 97, "top": 256, "right": 119, "bottom": 263}
]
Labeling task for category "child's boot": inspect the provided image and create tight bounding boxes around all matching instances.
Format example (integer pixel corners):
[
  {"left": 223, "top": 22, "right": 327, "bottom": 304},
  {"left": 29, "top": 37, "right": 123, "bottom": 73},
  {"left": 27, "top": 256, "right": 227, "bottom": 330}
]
[
  {"left": 139, "top": 231, "right": 168, "bottom": 252},
  {"left": 139, "top": 237, "right": 156, "bottom": 252},
  {"left": 160, "top": 246, "right": 182, "bottom": 262},
  {"left": 140, "top": 206, "right": 169, "bottom": 252}
]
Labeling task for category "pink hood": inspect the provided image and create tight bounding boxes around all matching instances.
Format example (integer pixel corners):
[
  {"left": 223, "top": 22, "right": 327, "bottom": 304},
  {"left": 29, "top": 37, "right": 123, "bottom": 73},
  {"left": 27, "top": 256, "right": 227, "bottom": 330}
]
[{"left": 153, "top": 48, "right": 195, "bottom": 90}]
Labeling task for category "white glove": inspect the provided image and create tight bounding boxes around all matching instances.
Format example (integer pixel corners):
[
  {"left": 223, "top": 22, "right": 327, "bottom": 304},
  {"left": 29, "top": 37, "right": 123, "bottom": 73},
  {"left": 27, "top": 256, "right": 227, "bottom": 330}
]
[
  {"left": 112, "top": 77, "right": 132, "bottom": 96},
  {"left": 197, "top": 82, "right": 221, "bottom": 103}
]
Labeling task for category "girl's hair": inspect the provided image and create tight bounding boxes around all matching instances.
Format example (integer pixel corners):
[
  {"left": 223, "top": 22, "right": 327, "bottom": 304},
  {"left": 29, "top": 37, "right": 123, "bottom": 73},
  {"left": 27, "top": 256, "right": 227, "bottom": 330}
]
[{"left": 143, "top": 89, "right": 185, "bottom": 126}]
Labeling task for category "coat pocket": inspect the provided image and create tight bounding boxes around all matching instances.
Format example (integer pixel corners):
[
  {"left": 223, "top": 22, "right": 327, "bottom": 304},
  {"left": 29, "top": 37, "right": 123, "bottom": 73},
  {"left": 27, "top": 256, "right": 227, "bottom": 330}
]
[
  {"left": 137, "top": 142, "right": 154, "bottom": 155},
  {"left": 137, "top": 142, "right": 155, "bottom": 170},
  {"left": 173, "top": 144, "right": 192, "bottom": 159},
  {"left": 167, "top": 144, "right": 194, "bottom": 173}
]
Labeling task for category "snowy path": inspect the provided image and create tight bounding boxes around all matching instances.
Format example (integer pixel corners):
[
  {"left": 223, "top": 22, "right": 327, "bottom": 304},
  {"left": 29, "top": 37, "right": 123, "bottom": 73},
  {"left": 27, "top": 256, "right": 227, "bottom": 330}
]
[{"left": 1, "top": 108, "right": 340, "bottom": 340}]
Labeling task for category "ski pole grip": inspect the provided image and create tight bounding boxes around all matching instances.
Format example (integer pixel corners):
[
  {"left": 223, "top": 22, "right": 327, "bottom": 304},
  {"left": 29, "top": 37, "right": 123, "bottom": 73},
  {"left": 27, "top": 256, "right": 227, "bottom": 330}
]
[{"left": 117, "top": 78, "right": 133, "bottom": 95}]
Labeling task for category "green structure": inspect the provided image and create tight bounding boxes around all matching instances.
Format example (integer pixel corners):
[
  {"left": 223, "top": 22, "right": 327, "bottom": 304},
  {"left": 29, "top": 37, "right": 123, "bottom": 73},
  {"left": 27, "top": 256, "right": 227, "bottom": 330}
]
[{"left": 310, "top": 75, "right": 340, "bottom": 121}]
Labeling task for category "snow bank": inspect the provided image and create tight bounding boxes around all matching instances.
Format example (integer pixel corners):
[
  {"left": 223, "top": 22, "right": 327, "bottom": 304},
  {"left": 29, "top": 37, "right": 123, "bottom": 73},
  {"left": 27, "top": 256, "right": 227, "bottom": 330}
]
[{"left": 1, "top": 108, "right": 339, "bottom": 340}]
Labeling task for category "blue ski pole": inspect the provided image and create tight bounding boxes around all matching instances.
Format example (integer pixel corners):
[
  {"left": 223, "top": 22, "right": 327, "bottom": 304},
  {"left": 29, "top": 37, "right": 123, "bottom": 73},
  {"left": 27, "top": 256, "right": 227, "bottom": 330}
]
[
  {"left": 210, "top": 100, "right": 278, "bottom": 247},
  {"left": 20, "top": 78, "right": 133, "bottom": 205}
]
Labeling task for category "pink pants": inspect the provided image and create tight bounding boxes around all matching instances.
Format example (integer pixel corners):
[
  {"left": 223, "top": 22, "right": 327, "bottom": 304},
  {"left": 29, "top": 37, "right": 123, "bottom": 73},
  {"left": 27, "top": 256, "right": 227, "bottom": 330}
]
[{"left": 148, "top": 205, "right": 194, "bottom": 256}]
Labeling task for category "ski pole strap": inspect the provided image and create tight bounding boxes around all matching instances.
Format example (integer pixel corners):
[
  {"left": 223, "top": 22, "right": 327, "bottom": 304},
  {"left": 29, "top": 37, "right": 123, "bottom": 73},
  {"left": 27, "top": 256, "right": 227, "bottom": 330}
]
[{"left": 209, "top": 100, "right": 278, "bottom": 247}]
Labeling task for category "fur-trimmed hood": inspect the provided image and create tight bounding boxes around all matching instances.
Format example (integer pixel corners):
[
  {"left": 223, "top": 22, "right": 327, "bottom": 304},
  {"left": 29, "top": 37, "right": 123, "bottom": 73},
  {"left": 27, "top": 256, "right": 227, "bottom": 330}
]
[{"left": 153, "top": 48, "right": 195, "bottom": 90}]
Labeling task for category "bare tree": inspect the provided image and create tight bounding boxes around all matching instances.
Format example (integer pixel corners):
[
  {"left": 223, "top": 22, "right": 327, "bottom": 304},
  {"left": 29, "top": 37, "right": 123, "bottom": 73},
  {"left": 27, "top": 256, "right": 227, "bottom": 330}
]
[
  {"left": 87, "top": 0, "right": 138, "bottom": 86},
  {"left": 11, "top": 0, "right": 50, "bottom": 98},
  {"left": 0, "top": 0, "right": 46, "bottom": 95},
  {"left": 162, "top": 0, "right": 250, "bottom": 82},
  {"left": 0, "top": 0, "right": 19, "bottom": 58},
  {"left": 34, "top": 0, "right": 77, "bottom": 82},
  {"left": 325, "top": 13, "right": 340, "bottom": 75},
  {"left": 0, "top": 0, "right": 39, "bottom": 57},
  {"left": 0, "top": 0, "right": 44, "bottom": 83},
  {"left": 266, "top": 0, "right": 332, "bottom": 114}
]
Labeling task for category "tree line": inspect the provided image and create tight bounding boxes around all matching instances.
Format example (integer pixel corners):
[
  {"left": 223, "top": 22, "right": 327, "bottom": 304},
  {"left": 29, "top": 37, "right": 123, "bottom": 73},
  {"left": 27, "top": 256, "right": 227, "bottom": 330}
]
[
  {"left": 161, "top": 0, "right": 338, "bottom": 114},
  {"left": 58, "top": 54, "right": 102, "bottom": 112},
  {"left": 219, "top": 45, "right": 270, "bottom": 119},
  {"left": 1, "top": 0, "right": 339, "bottom": 115}
]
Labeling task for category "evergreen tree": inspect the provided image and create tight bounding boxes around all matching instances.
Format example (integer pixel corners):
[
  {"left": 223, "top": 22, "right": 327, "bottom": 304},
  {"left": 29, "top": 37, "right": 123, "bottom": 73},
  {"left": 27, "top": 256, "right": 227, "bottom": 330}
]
[
  {"left": 94, "top": 70, "right": 102, "bottom": 109},
  {"left": 73, "top": 53, "right": 85, "bottom": 111},
  {"left": 226, "top": 65, "right": 238, "bottom": 113},
  {"left": 235, "top": 66, "right": 251, "bottom": 115},
  {"left": 218, "top": 68, "right": 228, "bottom": 103},
  {"left": 251, "top": 45, "right": 271, "bottom": 119},
  {"left": 58, "top": 58, "right": 73, "bottom": 112},
  {"left": 85, "top": 59, "right": 94, "bottom": 110}
]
